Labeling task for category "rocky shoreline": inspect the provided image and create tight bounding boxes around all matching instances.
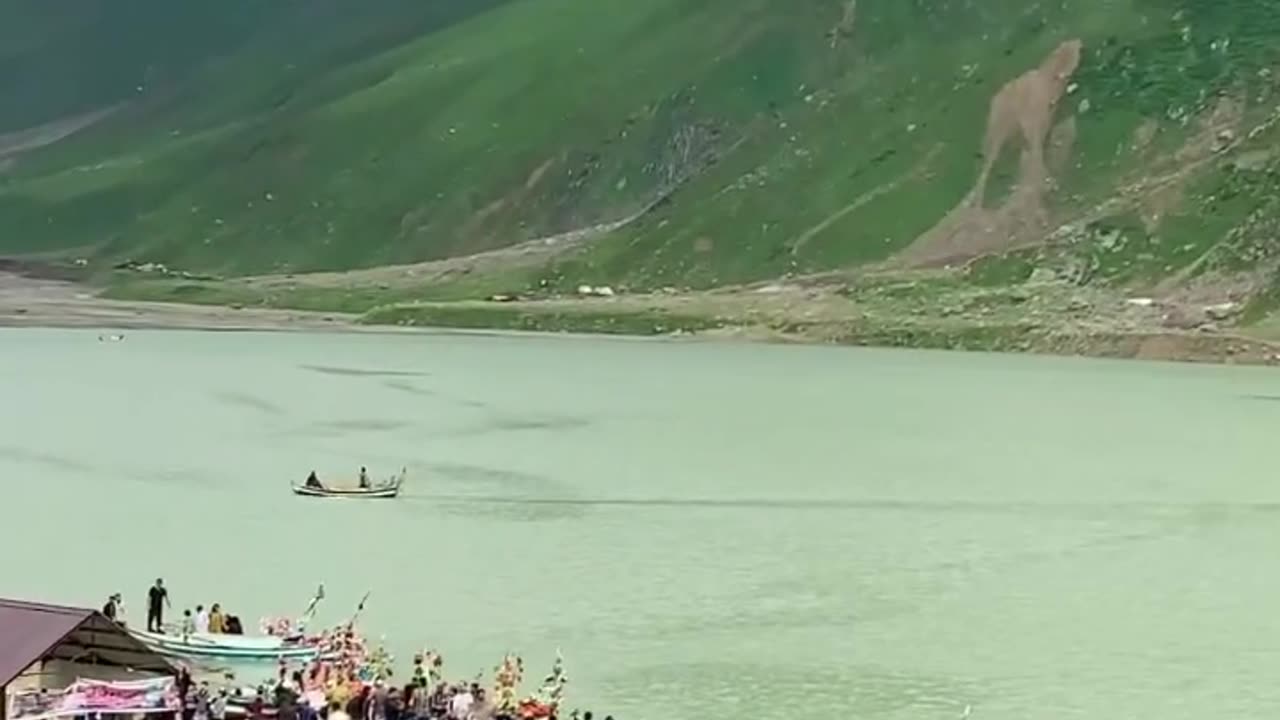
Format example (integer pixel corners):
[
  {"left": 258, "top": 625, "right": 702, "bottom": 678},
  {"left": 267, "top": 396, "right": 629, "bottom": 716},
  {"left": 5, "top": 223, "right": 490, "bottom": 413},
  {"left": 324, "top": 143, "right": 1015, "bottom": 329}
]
[
  {"left": 0, "top": 272, "right": 363, "bottom": 332},
  {"left": 5, "top": 267, "right": 1280, "bottom": 366}
]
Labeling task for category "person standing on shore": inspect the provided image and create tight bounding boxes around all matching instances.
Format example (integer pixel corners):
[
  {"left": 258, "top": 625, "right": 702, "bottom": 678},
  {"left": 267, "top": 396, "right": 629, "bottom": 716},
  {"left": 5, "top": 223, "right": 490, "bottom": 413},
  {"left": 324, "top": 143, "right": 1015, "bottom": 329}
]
[
  {"left": 367, "top": 679, "right": 388, "bottom": 720},
  {"left": 194, "top": 682, "right": 212, "bottom": 720},
  {"left": 147, "top": 578, "right": 171, "bottom": 632},
  {"left": 448, "top": 684, "right": 473, "bottom": 720},
  {"left": 210, "top": 689, "right": 228, "bottom": 720}
]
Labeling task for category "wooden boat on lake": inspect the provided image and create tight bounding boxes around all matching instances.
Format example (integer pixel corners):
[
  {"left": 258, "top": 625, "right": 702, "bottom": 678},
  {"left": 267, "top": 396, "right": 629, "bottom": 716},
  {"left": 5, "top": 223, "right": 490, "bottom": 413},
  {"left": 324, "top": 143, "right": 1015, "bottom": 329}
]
[
  {"left": 129, "top": 628, "right": 320, "bottom": 661},
  {"left": 130, "top": 586, "right": 327, "bottom": 661},
  {"left": 292, "top": 468, "right": 405, "bottom": 499}
]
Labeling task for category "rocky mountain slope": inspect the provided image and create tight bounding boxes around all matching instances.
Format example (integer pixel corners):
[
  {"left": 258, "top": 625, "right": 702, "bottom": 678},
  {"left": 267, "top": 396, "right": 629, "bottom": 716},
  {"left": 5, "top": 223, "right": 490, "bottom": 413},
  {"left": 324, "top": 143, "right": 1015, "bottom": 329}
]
[{"left": 5, "top": 0, "right": 1280, "bottom": 358}]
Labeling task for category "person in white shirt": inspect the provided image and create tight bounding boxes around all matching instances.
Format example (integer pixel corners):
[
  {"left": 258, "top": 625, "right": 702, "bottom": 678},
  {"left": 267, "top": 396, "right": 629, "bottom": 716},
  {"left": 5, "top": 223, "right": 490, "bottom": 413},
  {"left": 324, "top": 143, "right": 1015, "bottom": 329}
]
[
  {"left": 449, "top": 685, "right": 473, "bottom": 720},
  {"left": 180, "top": 609, "right": 196, "bottom": 639},
  {"left": 210, "top": 689, "right": 227, "bottom": 720},
  {"left": 195, "top": 605, "right": 210, "bottom": 634}
]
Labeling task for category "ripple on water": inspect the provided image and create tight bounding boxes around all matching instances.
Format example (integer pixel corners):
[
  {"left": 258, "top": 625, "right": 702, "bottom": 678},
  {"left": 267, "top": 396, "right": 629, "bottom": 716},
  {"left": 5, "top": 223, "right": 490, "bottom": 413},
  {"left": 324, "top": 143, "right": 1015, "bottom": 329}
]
[
  {"left": 604, "top": 661, "right": 984, "bottom": 720},
  {"left": 299, "top": 364, "right": 429, "bottom": 378}
]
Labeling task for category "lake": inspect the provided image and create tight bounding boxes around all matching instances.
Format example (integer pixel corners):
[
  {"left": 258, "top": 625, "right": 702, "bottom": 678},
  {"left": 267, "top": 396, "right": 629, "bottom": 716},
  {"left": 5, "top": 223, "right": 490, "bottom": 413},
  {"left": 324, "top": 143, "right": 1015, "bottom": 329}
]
[{"left": 3, "top": 327, "right": 1279, "bottom": 719}]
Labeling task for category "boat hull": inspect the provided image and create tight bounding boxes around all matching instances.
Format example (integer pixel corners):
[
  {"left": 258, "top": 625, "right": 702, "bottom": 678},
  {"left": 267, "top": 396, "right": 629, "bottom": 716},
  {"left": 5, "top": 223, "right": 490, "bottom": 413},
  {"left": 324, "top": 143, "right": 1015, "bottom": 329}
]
[
  {"left": 290, "top": 471, "right": 399, "bottom": 491},
  {"left": 129, "top": 629, "right": 319, "bottom": 661},
  {"left": 291, "top": 482, "right": 401, "bottom": 499}
]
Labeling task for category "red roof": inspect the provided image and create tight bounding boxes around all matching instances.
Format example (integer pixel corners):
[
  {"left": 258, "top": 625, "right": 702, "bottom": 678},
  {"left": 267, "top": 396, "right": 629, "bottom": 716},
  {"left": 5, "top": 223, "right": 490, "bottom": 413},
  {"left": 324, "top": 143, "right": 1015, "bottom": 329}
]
[{"left": 0, "top": 598, "right": 173, "bottom": 688}]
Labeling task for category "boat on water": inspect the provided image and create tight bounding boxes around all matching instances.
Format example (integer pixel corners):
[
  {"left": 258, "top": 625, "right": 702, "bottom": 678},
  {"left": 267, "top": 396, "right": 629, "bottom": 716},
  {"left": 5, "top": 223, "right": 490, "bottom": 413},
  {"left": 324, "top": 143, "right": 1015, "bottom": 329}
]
[
  {"left": 292, "top": 468, "right": 405, "bottom": 499},
  {"left": 129, "top": 628, "right": 319, "bottom": 661},
  {"left": 130, "top": 586, "right": 327, "bottom": 662}
]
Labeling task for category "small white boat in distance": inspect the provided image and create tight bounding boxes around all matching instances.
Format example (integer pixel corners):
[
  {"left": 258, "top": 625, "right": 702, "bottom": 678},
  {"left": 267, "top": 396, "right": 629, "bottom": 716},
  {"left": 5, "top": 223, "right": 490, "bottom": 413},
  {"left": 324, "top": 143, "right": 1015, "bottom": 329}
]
[{"left": 292, "top": 467, "right": 405, "bottom": 499}]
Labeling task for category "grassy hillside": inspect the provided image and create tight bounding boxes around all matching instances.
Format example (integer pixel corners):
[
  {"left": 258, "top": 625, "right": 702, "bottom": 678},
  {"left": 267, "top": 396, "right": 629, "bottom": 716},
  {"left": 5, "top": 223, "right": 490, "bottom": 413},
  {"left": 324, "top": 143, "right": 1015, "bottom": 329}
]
[
  {"left": 6, "top": 0, "right": 1280, "bottom": 351},
  {"left": 0, "top": 1, "right": 509, "bottom": 133}
]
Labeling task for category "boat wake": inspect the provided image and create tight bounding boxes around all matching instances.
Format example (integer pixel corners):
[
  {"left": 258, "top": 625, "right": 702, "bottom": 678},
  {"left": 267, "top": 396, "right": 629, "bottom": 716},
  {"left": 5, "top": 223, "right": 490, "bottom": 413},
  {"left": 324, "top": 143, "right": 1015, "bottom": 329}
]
[{"left": 399, "top": 493, "right": 1280, "bottom": 515}]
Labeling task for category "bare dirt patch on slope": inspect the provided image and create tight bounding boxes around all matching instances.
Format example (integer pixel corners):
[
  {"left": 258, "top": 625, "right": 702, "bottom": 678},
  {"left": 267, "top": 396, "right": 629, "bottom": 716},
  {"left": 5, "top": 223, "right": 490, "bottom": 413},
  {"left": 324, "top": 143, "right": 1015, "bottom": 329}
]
[{"left": 897, "top": 40, "right": 1082, "bottom": 266}]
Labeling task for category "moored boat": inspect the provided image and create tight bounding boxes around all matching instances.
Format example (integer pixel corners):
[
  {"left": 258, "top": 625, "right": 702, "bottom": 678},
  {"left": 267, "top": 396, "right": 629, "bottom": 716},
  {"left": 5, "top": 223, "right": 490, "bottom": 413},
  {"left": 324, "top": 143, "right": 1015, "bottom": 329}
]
[
  {"left": 292, "top": 468, "right": 405, "bottom": 499},
  {"left": 129, "top": 628, "right": 319, "bottom": 661},
  {"left": 130, "top": 585, "right": 327, "bottom": 662}
]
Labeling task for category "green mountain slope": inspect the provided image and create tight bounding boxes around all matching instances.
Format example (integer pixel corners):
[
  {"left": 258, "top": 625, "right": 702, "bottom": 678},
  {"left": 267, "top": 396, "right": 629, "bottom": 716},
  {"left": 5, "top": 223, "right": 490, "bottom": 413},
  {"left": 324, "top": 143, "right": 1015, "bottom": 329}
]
[{"left": 6, "top": 0, "right": 1280, "bottom": 350}]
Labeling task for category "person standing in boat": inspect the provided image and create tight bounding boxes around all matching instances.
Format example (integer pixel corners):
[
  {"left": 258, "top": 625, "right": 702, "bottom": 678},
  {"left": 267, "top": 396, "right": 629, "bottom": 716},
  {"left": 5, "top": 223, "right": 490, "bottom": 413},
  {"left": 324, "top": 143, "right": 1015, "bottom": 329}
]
[
  {"left": 147, "top": 578, "right": 170, "bottom": 632},
  {"left": 208, "top": 603, "right": 226, "bottom": 633},
  {"left": 180, "top": 609, "right": 196, "bottom": 639},
  {"left": 359, "top": 467, "right": 370, "bottom": 489},
  {"left": 195, "top": 604, "right": 210, "bottom": 634}
]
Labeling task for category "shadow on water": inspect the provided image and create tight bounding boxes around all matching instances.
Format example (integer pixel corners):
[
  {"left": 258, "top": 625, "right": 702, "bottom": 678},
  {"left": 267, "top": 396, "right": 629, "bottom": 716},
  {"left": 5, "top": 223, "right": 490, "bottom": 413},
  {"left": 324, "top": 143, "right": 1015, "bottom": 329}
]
[
  {"left": 0, "top": 444, "right": 218, "bottom": 491},
  {"left": 1242, "top": 394, "right": 1280, "bottom": 403},
  {"left": 283, "top": 413, "right": 591, "bottom": 440},
  {"left": 275, "top": 418, "right": 413, "bottom": 439},
  {"left": 484, "top": 415, "right": 592, "bottom": 433},
  {"left": 383, "top": 379, "right": 493, "bottom": 410},
  {"left": 212, "top": 391, "right": 284, "bottom": 415},
  {"left": 0, "top": 445, "right": 95, "bottom": 474},
  {"left": 312, "top": 419, "right": 411, "bottom": 432},
  {"left": 383, "top": 380, "right": 437, "bottom": 398},
  {"left": 299, "top": 364, "right": 428, "bottom": 378},
  {"left": 415, "top": 462, "right": 575, "bottom": 495},
  {"left": 266, "top": 410, "right": 592, "bottom": 443}
]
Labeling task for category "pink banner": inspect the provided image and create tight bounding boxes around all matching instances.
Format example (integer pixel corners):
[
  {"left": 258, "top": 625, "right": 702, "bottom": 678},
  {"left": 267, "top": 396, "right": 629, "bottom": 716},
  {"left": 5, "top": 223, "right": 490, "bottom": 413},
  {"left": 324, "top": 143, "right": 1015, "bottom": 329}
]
[{"left": 7, "top": 677, "right": 178, "bottom": 720}]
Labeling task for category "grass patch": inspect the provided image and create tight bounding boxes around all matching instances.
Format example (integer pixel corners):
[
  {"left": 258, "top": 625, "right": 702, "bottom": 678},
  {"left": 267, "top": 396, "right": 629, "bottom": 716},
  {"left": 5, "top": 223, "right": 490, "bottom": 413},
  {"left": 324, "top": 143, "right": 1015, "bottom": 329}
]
[
  {"left": 360, "top": 302, "right": 722, "bottom": 336},
  {"left": 104, "top": 265, "right": 542, "bottom": 313},
  {"left": 964, "top": 250, "right": 1039, "bottom": 287}
]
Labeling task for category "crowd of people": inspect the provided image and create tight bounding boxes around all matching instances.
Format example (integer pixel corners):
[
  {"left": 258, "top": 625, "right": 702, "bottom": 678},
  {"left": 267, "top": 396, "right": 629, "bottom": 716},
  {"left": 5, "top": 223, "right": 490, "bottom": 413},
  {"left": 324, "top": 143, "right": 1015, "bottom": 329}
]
[
  {"left": 175, "top": 647, "right": 606, "bottom": 720},
  {"left": 162, "top": 619, "right": 605, "bottom": 720},
  {"left": 101, "top": 582, "right": 612, "bottom": 720}
]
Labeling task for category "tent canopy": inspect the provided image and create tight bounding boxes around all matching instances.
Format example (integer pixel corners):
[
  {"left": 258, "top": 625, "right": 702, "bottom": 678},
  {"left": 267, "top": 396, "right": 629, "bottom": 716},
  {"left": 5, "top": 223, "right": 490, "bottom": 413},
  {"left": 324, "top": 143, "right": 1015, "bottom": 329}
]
[{"left": 0, "top": 598, "right": 174, "bottom": 688}]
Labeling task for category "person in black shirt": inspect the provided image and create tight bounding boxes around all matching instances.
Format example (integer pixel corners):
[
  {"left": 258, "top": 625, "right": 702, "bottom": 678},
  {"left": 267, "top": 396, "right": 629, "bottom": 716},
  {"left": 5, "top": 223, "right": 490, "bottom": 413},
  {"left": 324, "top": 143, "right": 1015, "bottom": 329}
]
[
  {"left": 177, "top": 666, "right": 194, "bottom": 720},
  {"left": 147, "top": 578, "right": 171, "bottom": 632}
]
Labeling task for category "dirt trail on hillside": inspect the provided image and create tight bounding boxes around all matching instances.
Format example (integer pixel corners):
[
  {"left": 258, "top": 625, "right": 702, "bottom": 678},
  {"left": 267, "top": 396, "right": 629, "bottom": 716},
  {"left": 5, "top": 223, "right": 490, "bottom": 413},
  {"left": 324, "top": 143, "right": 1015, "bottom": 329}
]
[
  {"left": 898, "top": 40, "right": 1082, "bottom": 266},
  {"left": 829, "top": 0, "right": 857, "bottom": 48},
  {"left": 239, "top": 214, "right": 639, "bottom": 291}
]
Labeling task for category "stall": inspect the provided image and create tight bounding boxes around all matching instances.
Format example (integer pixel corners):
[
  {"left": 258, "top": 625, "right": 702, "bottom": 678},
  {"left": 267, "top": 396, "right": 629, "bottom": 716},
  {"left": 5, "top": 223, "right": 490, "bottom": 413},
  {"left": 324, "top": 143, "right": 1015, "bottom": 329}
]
[{"left": 0, "top": 598, "right": 176, "bottom": 720}]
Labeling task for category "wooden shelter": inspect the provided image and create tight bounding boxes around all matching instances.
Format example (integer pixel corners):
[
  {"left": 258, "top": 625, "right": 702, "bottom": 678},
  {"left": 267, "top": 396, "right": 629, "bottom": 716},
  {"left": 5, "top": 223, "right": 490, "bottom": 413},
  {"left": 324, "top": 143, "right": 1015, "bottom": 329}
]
[{"left": 0, "top": 598, "right": 174, "bottom": 720}]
